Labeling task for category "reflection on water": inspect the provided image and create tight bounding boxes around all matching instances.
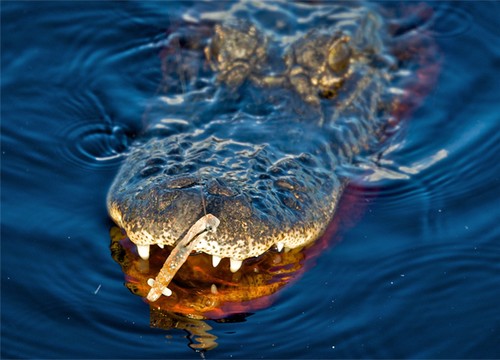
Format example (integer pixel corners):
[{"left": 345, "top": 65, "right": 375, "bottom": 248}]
[
  {"left": 150, "top": 310, "right": 219, "bottom": 352},
  {"left": 2, "top": 1, "right": 499, "bottom": 358},
  {"left": 110, "top": 226, "right": 307, "bottom": 320}
]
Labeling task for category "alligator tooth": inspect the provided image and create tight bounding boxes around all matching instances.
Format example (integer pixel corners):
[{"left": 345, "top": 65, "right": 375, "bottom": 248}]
[
  {"left": 212, "top": 255, "right": 222, "bottom": 268},
  {"left": 230, "top": 258, "right": 243, "bottom": 273},
  {"left": 147, "top": 278, "right": 155, "bottom": 287},
  {"left": 157, "top": 243, "right": 164, "bottom": 249},
  {"left": 211, "top": 284, "right": 218, "bottom": 294},
  {"left": 277, "top": 242, "right": 284, "bottom": 252},
  {"left": 137, "top": 245, "right": 150, "bottom": 260}
]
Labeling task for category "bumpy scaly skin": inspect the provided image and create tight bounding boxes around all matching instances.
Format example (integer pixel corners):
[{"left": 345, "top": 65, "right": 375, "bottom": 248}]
[
  {"left": 107, "top": 135, "right": 345, "bottom": 260},
  {"left": 107, "top": 9, "right": 395, "bottom": 262}
]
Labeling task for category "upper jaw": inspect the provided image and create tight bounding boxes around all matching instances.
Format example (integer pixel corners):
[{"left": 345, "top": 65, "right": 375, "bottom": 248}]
[
  {"left": 122, "top": 210, "right": 310, "bottom": 267},
  {"left": 109, "top": 180, "right": 295, "bottom": 259},
  {"left": 119, "top": 195, "right": 329, "bottom": 278},
  {"left": 108, "top": 182, "right": 340, "bottom": 276}
]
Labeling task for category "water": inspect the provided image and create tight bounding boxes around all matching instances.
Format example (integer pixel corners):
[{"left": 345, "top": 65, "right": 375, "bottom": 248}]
[{"left": 2, "top": 1, "right": 499, "bottom": 358}]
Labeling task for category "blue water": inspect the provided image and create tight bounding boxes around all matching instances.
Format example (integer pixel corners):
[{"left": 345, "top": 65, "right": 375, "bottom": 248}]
[{"left": 2, "top": 1, "right": 499, "bottom": 358}]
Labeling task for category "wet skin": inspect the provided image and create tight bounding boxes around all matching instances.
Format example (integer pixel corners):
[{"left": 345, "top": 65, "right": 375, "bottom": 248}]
[{"left": 108, "top": 6, "right": 440, "bottom": 313}]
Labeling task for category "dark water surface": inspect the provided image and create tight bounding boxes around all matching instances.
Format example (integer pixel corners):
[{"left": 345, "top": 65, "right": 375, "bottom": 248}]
[{"left": 2, "top": 1, "right": 499, "bottom": 358}]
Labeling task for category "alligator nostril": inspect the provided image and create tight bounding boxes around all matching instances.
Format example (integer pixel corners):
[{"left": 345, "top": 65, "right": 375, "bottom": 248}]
[
  {"left": 165, "top": 176, "right": 198, "bottom": 189},
  {"left": 206, "top": 179, "right": 237, "bottom": 197}
]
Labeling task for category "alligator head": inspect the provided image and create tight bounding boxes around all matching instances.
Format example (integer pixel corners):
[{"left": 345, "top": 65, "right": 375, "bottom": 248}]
[{"left": 107, "top": 2, "right": 439, "bottom": 318}]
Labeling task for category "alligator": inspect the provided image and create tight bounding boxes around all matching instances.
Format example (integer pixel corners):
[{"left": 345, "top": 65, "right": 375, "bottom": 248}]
[{"left": 107, "top": 2, "right": 439, "bottom": 316}]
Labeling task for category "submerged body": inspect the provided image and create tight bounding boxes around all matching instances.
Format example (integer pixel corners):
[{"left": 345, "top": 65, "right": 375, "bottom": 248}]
[{"left": 107, "top": 2, "right": 438, "bottom": 293}]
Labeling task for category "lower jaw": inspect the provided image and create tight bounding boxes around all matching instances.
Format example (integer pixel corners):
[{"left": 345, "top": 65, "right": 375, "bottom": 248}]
[{"left": 110, "top": 227, "right": 311, "bottom": 320}]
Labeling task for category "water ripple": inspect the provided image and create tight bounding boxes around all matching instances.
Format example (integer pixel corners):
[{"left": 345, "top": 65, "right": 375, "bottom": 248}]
[
  {"left": 254, "top": 241, "right": 500, "bottom": 358},
  {"left": 57, "top": 121, "right": 130, "bottom": 171},
  {"left": 427, "top": 3, "right": 473, "bottom": 38},
  {"left": 2, "top": 1, "right": 499, "bottom": 358}
]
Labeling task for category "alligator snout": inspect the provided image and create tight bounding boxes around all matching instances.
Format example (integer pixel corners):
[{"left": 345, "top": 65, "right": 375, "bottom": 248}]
[{"left": 109, "top": 172, "right": 278, "bottom": 270}]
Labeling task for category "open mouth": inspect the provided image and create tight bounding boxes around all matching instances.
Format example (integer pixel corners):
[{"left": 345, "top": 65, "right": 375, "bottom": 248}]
[{"left": 110, "top": 225, "right": 310, "bottom": 320}]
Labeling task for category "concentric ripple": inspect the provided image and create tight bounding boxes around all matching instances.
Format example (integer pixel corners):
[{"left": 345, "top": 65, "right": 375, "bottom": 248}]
[{"left": 58, "top": 121, "right": 131, "bottom": 171}]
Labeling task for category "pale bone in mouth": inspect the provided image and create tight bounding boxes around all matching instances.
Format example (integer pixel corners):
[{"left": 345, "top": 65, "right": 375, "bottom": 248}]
[{"left": 147, "top": 213, "right": 221, "bottom": 302}]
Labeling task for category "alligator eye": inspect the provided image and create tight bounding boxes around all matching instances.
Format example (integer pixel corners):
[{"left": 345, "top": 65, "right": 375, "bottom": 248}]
[
  {"left": 206, "top": 25, "right": 227, "bottom": 69},
  {"left": 327, "top": 38, "right": 351, "bottom": 75}
]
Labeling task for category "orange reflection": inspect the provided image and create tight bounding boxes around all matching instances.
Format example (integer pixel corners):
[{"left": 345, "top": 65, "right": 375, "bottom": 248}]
[{"left": 111, "top": 227, "right": 309, "bottom": 320}]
